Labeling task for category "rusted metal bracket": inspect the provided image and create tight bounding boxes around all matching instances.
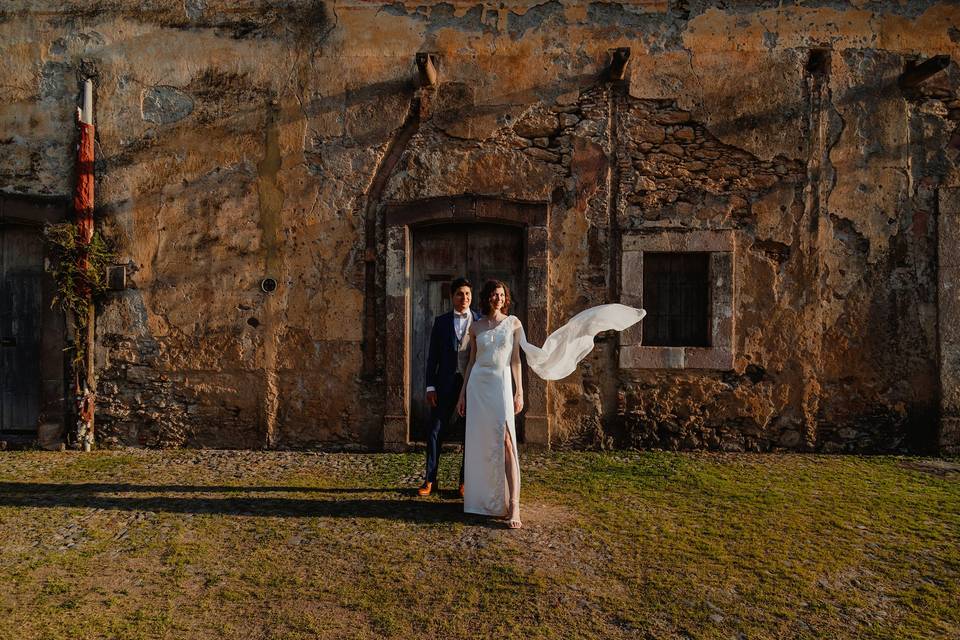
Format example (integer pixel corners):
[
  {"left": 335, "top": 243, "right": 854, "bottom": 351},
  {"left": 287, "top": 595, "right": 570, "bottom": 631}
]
[
  {"left": 607, "top": 47, "right": 631, "bottom": 82},
  {"left": 416, "top": 52, "right": 438, "bottom": 88},
  {"left": 899, "top": 55, "right": 950, "bottom": 89}
]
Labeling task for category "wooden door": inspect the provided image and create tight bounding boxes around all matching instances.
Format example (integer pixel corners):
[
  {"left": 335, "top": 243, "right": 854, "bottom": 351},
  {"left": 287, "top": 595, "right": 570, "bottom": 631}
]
[
  {"left": 410, "top": 223, "right": 526, "bottom": 442},
  {"left": 0, "top": 227, "right": 45, "bottom": 437}
]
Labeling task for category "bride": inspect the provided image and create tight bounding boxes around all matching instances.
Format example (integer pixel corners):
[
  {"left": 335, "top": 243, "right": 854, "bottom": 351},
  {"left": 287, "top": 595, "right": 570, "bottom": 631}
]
[{"left": 457, "top": 280, "right": 645, "bottom": 529}]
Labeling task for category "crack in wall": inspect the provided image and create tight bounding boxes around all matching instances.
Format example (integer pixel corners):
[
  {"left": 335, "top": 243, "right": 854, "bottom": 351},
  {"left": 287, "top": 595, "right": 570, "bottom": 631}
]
[{"left": 360, "top": 89, "right": 422, "bottom": 378}]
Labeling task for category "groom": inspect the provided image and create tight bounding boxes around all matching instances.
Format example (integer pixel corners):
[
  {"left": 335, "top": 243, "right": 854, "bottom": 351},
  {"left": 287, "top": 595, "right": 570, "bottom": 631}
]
[{"left": 418, "top": 277, "right": 480, "bottom": 497}]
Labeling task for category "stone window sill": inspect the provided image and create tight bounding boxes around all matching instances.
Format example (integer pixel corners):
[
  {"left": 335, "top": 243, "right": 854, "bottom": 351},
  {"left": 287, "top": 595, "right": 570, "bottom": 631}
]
[{"left": 619, "top": 345, "right": 733, "bottom": 370}]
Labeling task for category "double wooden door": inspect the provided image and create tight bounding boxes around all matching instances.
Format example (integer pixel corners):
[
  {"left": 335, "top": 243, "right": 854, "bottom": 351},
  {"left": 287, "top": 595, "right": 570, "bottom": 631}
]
[
  {"left": 410, "top": 223, "right": 526, "bottom": 442},
  {"left": 0, "top": 227, "right": 45, "bottom": 437}
]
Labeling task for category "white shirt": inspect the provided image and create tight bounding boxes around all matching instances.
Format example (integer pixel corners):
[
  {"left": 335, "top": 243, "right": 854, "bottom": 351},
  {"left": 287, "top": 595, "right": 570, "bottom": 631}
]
[
  {"left": 453, "top": 311, "right": 469, "bottom": 341},
  {"left": 426, "top": 310, "right": 470, "bottom": 393}
]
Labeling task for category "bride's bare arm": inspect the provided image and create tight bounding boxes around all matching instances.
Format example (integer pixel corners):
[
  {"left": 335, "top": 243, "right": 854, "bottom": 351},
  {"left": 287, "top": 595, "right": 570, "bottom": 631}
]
[
  {"left": 511, "top": 317, "right": 524, "bottom": 414},
  {"left": 456, "top": 325, "right": 478, "bottom": 417}
]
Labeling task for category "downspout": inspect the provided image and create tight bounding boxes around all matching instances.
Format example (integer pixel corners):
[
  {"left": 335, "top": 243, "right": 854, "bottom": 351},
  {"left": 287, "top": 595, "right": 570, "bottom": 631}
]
[{"left": 74, "top": 79, "right": 96, "bottom": 451}]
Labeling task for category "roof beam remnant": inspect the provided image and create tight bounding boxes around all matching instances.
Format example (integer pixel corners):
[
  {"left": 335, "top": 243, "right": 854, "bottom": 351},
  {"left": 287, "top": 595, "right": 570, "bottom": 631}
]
[
  {"left": 607, "top": 47, "right": 631, "bottom": 82},
  {"left": 899, "top": 55, "right": 950, "bottom": 89},
  {"left": 416, "top": 52, "right": 438, "bottom": 88}
]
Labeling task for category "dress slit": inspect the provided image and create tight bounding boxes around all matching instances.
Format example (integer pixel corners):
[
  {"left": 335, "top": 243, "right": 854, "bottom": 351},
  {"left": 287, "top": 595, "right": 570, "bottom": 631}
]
[{"left": 464, "top": 318, "right": 518, "bottom": 517}]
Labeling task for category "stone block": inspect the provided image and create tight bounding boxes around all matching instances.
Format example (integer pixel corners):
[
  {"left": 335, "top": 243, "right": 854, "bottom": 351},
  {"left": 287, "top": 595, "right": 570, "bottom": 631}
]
[
  {"left": 939, "top": 187, "right": 960, "bottom": 216},
  {"left": 621, "top": 251, "right": 643, "bottom": 298},
  {"left": 712, "top": 316, "right": 733, "bottom": 350},
  {"left": 661, "top": 143, "right": 684, "bottom": 157},
  {"left": 684, "top": 348, "right": 733, "bottom": 370},
  {"left": 656, "top": 111, "right": 691, "bottom": 125},
  {"left": 939, "top": 417, "right": 960, "bottom": 455},
  {"left": 513, "top": 110, "right": 559, "bottom": 139},
  {"left": 938, "top": 269, "right": 960, "bottom": 345},
  {"left": 526, "top": 306, "right": 548, "bottom": 344},
  {"left": 940, "top": 343, "right": 960, "bottom": 410},
  {"left": 526, "top": 378, "right": 547, "bottom": 408},
  {"left": 620, "top": 346, "right": 684, "bottom": 369},
  {"left": 382, "top": 415, "right": 408, "bottom": 447},
  {"left": 620, "top": 323, "right": 643, "bottom": 347},
  {"left": 37, "top": 422, "right": 64, "bottom": 450},
  {"left": 523, "top": 414, "right": 550, "bottom": 447},
  {"left": 527, "top": 225, "right": 548, "bottom": 253},
  {"left": 630, "top": 123, "right": 665, "bottom": 144},
  {"left": 939, "top": 212, "right": 960, "bottom": 269},
  {"left": 385, "top": 226, "right": 408, "bottom": 297},
  {"left": 141, "top": 86, "right": 194, "bottom": 124}
]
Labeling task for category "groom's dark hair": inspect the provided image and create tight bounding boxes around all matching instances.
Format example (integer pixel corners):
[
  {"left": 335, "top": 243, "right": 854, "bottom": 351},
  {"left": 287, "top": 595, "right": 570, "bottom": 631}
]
[{"left": 450, "top": 277, "right": 472, "bottom": 293}]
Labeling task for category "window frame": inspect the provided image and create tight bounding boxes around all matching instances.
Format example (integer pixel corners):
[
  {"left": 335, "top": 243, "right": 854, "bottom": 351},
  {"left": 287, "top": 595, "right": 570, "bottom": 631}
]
[{"left": 620, "top": 230, "right": 735, "bottom": 370}]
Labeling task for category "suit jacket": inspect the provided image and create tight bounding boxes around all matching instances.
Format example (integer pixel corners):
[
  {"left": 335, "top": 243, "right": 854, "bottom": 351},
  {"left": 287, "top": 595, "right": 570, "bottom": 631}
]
[{"left": 426, "top": 309, "right": 481, "bottom": 400}]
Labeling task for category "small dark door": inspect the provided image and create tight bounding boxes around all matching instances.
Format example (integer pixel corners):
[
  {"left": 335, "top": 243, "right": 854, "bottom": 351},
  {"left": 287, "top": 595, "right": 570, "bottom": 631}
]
[
  {"left": 0, "top": 227, "right": 46, "bottom": 437},
  {"left": 410, "top": 223, "right": 526, "bottom": 442}
]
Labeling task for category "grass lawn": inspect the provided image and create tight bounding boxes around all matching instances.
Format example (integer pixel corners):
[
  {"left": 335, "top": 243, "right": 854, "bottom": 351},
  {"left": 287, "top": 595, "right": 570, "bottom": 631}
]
[{"left": 0, "top": 450, "right": 957, "bottom": 639}]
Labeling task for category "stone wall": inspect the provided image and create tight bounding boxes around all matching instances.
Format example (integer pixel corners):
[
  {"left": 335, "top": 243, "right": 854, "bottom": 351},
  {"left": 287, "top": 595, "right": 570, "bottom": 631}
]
[{"left": 1, "top": 1, "right": 958, "bottom": 451}]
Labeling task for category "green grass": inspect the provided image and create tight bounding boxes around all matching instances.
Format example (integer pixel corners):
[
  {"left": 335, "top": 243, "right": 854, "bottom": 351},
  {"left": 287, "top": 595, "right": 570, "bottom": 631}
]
[{"left": 0, "top": 450, "right": 957, "bottom": 639}]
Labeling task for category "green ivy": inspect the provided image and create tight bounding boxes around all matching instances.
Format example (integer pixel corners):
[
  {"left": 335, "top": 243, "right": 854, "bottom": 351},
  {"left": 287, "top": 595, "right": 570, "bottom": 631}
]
[{"left": 43, "top": 222, "right": 113, "bottom": 366}]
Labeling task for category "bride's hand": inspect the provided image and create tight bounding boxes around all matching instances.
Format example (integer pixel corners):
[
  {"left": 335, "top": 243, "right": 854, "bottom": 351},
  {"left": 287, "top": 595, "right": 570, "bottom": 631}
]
[
  {"left": 456, "top": 395, "right": 466, "bottom": 417},
  {"left": 513, "top": 392, "right": 524, "bottom": 415}
]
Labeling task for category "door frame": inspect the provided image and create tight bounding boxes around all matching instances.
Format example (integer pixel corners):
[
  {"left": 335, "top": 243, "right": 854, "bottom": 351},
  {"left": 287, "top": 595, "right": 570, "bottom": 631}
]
[{"left": 382, "top": 195, "right": 551, "bottom": 450}]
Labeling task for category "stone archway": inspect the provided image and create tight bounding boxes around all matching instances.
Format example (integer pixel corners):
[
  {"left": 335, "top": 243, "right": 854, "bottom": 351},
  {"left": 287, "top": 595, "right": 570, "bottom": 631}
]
[{"left": 381, "top": 195, "right": 550, "bottom": 451}]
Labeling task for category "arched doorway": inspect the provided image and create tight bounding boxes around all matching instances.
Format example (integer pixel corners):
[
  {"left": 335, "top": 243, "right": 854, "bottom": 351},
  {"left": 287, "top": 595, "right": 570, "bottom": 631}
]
[
  {"left": 381, "top": 196, "right": 551, "bottom": 450},
  {"left": 409, "top": 222, "right": 526, "bottom": 442}
]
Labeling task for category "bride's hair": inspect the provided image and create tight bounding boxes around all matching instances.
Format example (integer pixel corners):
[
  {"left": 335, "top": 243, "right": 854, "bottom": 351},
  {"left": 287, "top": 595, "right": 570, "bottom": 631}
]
[{"left": 479, "top": 279, "right": 511, "bottom": 315}]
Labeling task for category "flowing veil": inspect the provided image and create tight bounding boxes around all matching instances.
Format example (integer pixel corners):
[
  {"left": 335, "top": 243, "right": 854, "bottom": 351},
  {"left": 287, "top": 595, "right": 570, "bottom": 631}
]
[{"left": 517, "top": 304, "right": 646, "bottom": 380}]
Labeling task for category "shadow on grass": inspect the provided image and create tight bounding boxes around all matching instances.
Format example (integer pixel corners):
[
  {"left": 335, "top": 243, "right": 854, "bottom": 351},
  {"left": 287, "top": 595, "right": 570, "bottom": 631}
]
[{"left": 0, "top": 483, "right": 495, "bottom": 525}]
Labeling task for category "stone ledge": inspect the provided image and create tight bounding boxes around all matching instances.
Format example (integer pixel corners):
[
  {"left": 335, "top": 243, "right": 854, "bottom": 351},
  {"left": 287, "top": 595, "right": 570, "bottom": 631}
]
[{"left": 619, "top": 345, "right": 733, "bottom": 370}]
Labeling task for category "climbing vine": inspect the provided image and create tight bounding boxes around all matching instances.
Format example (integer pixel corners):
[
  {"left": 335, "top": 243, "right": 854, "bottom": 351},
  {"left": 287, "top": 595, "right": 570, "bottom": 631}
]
[{"left": 43, "top": 222, "right": 113, "bottom": 366}]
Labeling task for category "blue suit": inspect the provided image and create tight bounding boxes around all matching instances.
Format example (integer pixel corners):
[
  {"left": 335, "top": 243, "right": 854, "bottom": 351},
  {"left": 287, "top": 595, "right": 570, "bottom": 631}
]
[{"left": 424, "top": 309, "right": 480, "bottom": 485}]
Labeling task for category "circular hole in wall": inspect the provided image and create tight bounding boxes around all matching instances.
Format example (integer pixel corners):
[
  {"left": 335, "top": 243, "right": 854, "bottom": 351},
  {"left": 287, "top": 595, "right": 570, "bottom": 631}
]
[{"left": 260, "top": 277, "right": 278, "bottom": 293}]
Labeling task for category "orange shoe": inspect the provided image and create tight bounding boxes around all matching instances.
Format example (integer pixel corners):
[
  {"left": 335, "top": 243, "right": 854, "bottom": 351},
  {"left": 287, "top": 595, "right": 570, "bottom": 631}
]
[
  {"left": 458, "top": 484, "right": 465, "bottom": 498},
  {"left": 417, "top": 481, "right": 434, "bottom": 497}
]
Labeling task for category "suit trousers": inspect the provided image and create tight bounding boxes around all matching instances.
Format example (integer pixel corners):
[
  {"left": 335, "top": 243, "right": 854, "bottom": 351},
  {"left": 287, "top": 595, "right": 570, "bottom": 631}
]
[{"left": 425, "top": 373, "right": 465, "bottom": 485}]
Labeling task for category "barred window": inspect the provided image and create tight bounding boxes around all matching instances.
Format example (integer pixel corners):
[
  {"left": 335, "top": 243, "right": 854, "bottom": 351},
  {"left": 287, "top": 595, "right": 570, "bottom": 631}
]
[{"left": 641, "top": 252, "right": 710, "bottom": 347}]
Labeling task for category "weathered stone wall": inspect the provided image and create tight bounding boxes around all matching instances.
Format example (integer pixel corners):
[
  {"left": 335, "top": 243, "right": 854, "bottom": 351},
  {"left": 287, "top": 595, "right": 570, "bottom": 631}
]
[{"left": 1, "top": 1, "right": 958, "bottom": 451}]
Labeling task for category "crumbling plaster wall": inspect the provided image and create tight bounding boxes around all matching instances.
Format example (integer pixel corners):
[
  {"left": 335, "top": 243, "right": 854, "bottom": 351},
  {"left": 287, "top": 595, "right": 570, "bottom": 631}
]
[{"left": 1, "top": 1, "right": 957, "bottom": 450}]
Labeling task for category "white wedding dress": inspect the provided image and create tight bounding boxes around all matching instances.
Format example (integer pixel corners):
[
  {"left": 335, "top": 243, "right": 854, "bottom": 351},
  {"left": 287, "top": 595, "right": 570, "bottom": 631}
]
[{"left": 463, "top": 304, "right": 645, "bottom": 517}]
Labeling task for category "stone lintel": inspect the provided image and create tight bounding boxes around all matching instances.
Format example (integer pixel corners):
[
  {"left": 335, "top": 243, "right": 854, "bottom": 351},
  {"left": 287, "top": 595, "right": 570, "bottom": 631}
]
[{"left": 622, "top": 229, "right": 734, "bottom": 253}]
